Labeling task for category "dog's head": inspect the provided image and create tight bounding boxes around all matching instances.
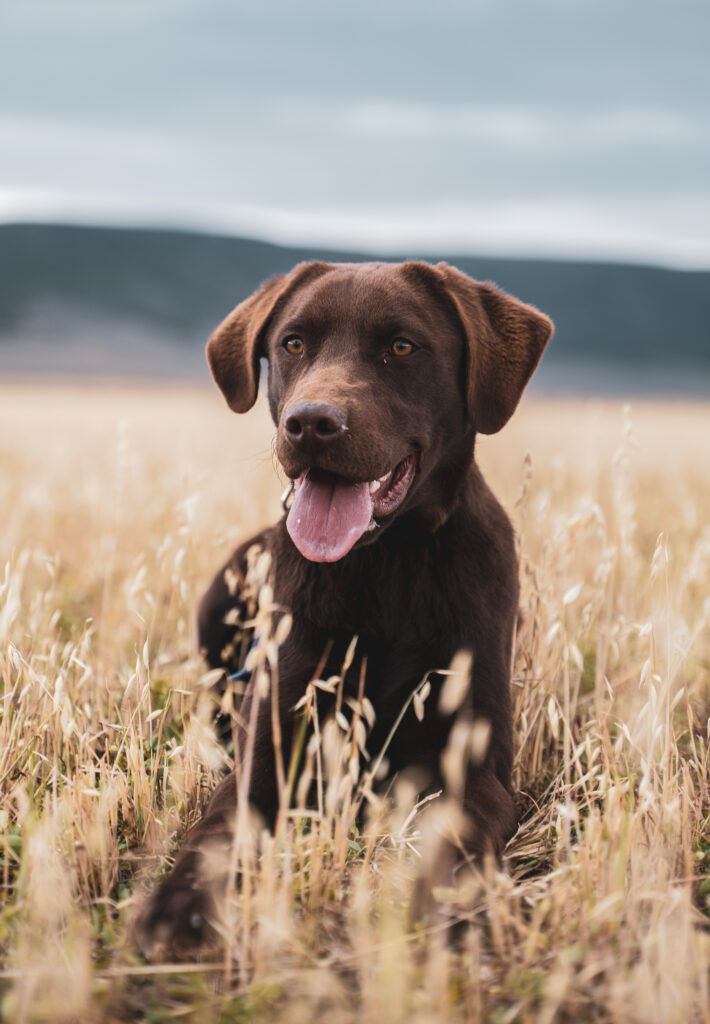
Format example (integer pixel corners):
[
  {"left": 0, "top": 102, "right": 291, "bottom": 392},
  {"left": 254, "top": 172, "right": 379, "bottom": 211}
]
[{"left": 207, "top": 261, "right": 553, "bottom": 562}]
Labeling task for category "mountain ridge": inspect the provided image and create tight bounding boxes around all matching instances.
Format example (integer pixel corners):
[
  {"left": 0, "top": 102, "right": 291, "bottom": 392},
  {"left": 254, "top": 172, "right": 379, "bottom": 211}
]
[{"left": 1, "top": 222, "right": 709, "bottom": 392}]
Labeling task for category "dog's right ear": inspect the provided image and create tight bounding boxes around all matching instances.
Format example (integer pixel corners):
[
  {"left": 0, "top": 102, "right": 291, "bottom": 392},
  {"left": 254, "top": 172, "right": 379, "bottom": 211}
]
[{"left": 206, "top": 262, "right": 331, "bottom": 413}]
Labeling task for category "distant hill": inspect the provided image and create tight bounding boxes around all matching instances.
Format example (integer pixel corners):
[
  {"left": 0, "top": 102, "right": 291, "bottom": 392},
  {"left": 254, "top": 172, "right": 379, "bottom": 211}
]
[{"left": 1, "top": 222, "right": 709, "bottom": 393}]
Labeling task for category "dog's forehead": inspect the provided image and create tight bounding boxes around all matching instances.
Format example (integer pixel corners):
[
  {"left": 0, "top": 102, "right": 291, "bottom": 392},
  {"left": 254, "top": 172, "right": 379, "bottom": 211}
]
[{"left": 278, "top": 262, "right": 446, "bottom": 333}]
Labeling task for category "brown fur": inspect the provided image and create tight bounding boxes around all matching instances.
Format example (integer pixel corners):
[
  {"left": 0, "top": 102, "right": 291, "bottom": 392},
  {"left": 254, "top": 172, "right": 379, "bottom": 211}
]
[{"left": 140, "top": 261, "right": 553, "bottom": 956}]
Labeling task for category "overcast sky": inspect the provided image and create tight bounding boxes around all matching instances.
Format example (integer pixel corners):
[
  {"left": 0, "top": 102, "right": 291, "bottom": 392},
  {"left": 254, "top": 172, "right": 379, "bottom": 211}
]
[{"left": 1, "top": 0, "right": 709, "bottom": 266}]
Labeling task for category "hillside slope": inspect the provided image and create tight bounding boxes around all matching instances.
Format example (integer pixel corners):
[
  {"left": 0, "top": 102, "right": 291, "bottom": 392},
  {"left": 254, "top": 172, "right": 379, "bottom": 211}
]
[{"left": 1, "top": 223, "right": 709, "bottom": 391}]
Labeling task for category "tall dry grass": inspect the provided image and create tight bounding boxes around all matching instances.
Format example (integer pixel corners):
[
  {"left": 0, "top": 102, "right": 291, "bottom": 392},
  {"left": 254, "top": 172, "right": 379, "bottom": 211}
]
[{"left": 0, "top": 382, "right": 708, "bottom": 1023}]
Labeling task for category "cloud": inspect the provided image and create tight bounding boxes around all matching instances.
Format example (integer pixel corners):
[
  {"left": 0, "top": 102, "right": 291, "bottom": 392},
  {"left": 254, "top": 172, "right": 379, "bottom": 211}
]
[
  {"left": 334, "top": 101, "right": 702, "bottom": 150},
  {"left": 2, "top": 185, "right": 710, "bottom": 270},
  {"left": 1, "top": 98, "right": 708, "bottom": 270}
]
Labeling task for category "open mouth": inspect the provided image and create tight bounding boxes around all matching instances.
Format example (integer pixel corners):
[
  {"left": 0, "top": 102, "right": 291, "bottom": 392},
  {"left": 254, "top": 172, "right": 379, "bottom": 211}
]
[{"left": 285, "top": 455, "right": 416, "bottom": 563}]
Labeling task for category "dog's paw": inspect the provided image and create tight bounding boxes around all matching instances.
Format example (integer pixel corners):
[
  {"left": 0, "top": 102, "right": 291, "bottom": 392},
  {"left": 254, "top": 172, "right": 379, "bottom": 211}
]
[
  {"left": 137, "top": 867, "right": 219, "bottom": 961},
  {"left": 408, "top": 833, "right": 462, "bottom": 929}
]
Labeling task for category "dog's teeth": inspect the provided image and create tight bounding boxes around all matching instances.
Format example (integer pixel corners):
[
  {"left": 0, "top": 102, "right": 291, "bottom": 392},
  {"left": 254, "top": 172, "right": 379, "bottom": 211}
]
[{"left": 369, "top": 472, "right": 391, "bottom": 495}]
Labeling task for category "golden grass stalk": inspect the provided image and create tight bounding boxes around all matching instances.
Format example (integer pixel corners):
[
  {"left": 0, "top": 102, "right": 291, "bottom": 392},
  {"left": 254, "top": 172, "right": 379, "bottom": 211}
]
[{"left": 0, "top": 384, "right": 708, "bottom": 1023}]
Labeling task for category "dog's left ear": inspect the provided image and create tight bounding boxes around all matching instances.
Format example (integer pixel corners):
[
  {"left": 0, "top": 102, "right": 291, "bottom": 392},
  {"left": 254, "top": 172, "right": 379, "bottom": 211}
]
[{"left": 435, "top": 263, "right": 554, "bottom": 434}]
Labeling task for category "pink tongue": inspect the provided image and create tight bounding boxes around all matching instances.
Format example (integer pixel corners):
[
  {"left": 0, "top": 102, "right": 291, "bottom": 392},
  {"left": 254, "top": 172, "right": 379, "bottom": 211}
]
[{"left": 286, "top": 470, "right": 373, "bottom": 562}]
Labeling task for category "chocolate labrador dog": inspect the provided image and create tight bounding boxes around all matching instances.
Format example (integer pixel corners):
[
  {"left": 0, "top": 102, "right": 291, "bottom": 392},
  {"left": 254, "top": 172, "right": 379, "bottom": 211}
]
[{"left": 141, "top": 260, "right": 552, "bottom": 954}]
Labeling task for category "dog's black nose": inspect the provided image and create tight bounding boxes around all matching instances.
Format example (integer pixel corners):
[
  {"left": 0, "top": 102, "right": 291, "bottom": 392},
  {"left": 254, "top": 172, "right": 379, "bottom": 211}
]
[{"left": 284, "top": 402, "right": 347, "bottom": 450}]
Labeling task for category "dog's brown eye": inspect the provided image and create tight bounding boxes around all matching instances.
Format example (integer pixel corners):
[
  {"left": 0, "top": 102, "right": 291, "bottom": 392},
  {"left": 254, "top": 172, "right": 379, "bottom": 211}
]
[
  {"left": 284, "top": 336, "right": 304, "bottom": 356},
  {"left": 390, "top": 338, "right": 416, "bottom": 357}
]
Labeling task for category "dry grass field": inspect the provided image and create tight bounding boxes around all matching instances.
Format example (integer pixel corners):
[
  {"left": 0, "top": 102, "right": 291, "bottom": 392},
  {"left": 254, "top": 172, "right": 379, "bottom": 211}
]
[{"left": 0, "top": 381, "right": 708, "bottom": 1023}]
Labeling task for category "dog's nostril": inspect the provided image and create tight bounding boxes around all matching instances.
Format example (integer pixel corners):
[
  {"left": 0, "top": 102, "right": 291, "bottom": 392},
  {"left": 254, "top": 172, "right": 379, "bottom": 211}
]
[
  {"left": 285, "top": 415, "right": 303, "bottom": 439},
  {"left": 315, "top": 417, "right": 339, "bottom": 437}
]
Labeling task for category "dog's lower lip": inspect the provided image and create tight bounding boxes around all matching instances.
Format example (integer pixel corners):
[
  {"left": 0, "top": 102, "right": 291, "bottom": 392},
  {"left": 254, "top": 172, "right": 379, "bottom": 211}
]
[{"left": 371, "top": 455, "right": 416, "bottom": 518}]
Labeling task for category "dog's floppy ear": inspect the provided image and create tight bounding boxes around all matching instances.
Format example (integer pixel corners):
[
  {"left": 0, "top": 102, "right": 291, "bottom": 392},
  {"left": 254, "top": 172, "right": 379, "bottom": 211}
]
[
  {"left": 435, "top": 263, "right": 553, "bottom": 434},
  {"left": 206, "top": 262, "right": 332, "bottom": 413}
]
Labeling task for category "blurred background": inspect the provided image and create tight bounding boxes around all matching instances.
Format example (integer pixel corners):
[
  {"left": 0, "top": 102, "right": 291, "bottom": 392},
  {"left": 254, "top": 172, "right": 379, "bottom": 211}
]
[{"left": 1, "top": 0, "right": 709, "bottom": 393}]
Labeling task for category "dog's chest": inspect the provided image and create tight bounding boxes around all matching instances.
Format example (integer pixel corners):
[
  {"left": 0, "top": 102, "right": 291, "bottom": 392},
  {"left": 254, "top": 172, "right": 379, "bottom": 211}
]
[{"left": 278, "top": 527, "right": 476, "bottom": 648}]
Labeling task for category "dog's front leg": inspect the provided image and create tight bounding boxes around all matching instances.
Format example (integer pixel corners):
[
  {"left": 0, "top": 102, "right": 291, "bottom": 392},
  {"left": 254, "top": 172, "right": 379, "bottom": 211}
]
[{"left": 139, "top": 661, "right": 306, "bottom": 957}]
